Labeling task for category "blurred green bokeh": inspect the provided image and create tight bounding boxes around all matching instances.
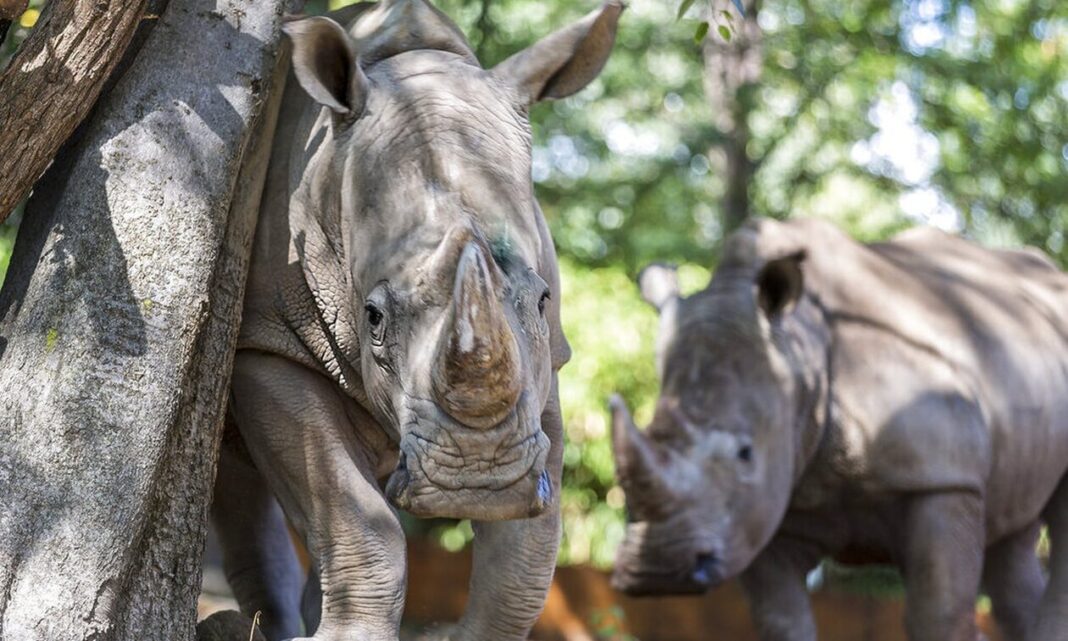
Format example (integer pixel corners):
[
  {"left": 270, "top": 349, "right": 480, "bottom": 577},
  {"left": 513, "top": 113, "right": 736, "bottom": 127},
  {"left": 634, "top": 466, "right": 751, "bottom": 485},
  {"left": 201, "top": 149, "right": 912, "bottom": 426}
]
[{"left": 1, "top": 0, "right": 1064, "bottom": 575}]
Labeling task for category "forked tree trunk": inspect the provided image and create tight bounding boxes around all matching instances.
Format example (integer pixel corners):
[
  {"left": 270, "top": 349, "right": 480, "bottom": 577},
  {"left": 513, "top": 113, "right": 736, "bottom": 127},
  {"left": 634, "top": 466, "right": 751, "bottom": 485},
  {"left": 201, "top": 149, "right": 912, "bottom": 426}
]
[{"left": 0, "top": 1, "right": 293, "bottom": 639}]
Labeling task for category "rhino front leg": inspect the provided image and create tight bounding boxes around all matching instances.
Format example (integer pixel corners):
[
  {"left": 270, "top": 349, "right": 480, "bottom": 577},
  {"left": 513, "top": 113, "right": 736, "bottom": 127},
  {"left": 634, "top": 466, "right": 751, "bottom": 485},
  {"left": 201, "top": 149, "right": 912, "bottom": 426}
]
[
  {"left": 1035, "top": 473, "right": 1068, "bottom": 641},
  {"left": 982, "top": 523, "right": 1044, "bottom": 641},
  {"left": 231, "top": 351, "right": 406, "bottom": 641},
  {"left": 447, "top": 375, "right": 565, "bottom": 641},
  {"left": 212, "top": 434, "right": 305, "bottom": 640},
  {"left": 902, "top": 492, "right": 984, "bottom": 641},
  {"left": 738, "top": 537, "right": 820, "bottom": 641}
]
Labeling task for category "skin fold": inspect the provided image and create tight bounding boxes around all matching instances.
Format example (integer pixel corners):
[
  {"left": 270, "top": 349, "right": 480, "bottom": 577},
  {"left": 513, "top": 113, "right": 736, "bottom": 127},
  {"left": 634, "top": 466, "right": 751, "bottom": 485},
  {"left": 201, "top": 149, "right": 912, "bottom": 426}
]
[
  {"left": 611, "top": 217, "right": 1068, "bottom": 641},
  {"left": 210, "top": 1, "right": 623, "bottom": 640}
]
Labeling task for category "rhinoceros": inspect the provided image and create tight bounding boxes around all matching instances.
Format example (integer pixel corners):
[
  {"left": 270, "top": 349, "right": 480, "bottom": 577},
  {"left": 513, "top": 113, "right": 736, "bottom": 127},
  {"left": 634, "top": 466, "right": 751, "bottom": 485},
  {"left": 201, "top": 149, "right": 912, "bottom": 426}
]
[
  {"left": 208, "top": 2, "right": 622, "bottom": 640},
  {"left": 610, "top": 217, "right": 1068, "bottom": 641}
]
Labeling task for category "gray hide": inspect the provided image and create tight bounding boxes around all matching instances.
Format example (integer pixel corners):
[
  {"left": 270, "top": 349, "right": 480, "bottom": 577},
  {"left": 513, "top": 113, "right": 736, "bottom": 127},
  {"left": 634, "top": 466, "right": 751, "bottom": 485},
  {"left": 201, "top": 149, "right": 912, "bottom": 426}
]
[
  {"left": 211, "top": 2, "right": 623, "bottom": 640},
  {"left": 612, "top": 217, "right": 1068, "bottom": 641}
]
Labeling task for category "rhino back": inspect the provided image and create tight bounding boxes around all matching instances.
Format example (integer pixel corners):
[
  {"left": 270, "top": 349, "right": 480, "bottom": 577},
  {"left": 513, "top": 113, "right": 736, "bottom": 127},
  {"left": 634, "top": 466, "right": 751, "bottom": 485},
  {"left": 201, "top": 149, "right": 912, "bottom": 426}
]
[{"left": 783, "top": 220, "right": 1068, "bottom": 540}]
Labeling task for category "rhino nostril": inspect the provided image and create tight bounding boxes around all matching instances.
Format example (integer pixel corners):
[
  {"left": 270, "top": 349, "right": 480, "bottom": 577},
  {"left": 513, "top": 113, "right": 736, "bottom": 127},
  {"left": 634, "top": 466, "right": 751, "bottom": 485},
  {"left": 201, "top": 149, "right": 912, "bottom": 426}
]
[
  {"left": 539, "top": 470, "right": 553, "bottom": 497},
  {"left": 692, "top": 552, "right": 719, "bottom": 585}
]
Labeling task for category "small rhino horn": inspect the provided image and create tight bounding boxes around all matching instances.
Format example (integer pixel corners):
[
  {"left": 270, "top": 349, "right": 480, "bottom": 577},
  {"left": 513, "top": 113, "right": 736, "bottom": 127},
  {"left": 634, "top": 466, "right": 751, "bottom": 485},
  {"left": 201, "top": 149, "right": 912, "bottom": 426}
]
[{"left": 610, "top": 395, "right": 668, "bottom": 489}]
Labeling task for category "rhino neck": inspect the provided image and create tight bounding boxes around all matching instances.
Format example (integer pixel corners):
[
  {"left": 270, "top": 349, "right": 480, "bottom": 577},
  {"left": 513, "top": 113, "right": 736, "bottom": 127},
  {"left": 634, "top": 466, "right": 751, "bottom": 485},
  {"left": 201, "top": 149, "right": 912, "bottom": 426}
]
[
  {"left": 778, "top": 293, "right": 833, "bottom": 489},
  {"left": 283, "top": 99, "right": 367, "bottom": 404}
]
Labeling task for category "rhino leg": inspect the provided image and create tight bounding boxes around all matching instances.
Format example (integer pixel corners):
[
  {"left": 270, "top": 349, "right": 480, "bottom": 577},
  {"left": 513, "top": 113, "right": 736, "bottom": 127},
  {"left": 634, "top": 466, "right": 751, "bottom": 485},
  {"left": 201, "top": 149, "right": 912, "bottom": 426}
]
[
  {"left": 1034, "top": 473, "right": 1068, "bottom": 641},
  {"left": 301, "top": 564, "right": 322, "bottom": 636},
  {"left": 738, "top": 537, "right": 820, "bottom": 641},
  {"left": 982, "top": 523, "right": 1044, "bottom": 641},
  {"left": 443, "top": 374, "right": 564, "bottom": 641},
  {"left": 231, "top": 351, "right": 406, "bottom": 641},
  {"left": 901, "top": 492, "right": 984, "bottom": 641},
  {"left": 212, "top": 435, "right": 305, "bottom": 640}
]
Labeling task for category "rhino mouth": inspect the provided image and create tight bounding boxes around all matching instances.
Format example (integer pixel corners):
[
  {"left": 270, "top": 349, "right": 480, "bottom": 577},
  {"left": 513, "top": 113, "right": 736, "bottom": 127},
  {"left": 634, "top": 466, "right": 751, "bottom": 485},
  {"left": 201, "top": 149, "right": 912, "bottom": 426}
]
[
  {"left": 384, "top": 399, "right": 552, "bottom": 519},
  {"left": 611, "top": 554, "right": 725, "bottom": 597}
]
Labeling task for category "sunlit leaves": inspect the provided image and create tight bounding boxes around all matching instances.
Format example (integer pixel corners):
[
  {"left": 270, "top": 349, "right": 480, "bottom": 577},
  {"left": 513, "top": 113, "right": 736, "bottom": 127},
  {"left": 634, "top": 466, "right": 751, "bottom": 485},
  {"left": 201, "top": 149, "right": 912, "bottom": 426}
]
[
  {"left": 678, "top": 0, "right": 741, "bottom": 42},
  {"left": 695, "top": 21, "right": 710, "bottom": 42}
]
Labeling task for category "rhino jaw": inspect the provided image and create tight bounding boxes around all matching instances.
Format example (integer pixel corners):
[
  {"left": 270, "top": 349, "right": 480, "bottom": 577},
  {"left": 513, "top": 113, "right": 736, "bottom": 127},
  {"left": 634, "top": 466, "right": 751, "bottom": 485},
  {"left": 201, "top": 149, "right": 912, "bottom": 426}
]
[
  {"left": 384, "top": 428, "right": 552, "bottom": 520},
  {"left": 611, "top": 547, "right": 726, "bottom": 597}
]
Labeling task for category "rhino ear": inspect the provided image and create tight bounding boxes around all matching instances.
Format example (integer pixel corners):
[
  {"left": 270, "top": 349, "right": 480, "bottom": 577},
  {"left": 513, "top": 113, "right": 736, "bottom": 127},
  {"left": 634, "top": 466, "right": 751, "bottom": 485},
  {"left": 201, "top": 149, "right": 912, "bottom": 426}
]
[
  {"left": 491, "top": 0, "right": 624, "bottom": 105},
  {"left": 756, "top": 250, "right": 806, "bottom": 318},
  {"left": 637, "top": 263, "right": 679, "bottom": 312},
  {"left": 284, "top": 16, "right": 369, "bottom": 116}
]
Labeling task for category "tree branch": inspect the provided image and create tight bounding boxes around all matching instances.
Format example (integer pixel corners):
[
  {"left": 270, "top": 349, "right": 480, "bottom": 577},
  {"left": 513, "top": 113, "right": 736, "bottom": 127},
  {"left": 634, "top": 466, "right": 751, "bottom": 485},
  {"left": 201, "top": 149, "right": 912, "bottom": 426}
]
[{"left": 0, "top": 0, "right": 147, "bottom": 221}]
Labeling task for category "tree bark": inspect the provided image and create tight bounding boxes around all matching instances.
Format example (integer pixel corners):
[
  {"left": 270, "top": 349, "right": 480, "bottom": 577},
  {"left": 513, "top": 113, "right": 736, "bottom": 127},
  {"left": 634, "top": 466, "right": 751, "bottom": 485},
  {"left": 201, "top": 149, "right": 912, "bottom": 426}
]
[
  {"left": 0, "top": 0, "right": 147, "bottom": 222},
  {"left": 0, "top": 0, "right": 292, "bottom": 639},
  {"left": 702, "top": 0, "right": 762, "bottom": 232}
]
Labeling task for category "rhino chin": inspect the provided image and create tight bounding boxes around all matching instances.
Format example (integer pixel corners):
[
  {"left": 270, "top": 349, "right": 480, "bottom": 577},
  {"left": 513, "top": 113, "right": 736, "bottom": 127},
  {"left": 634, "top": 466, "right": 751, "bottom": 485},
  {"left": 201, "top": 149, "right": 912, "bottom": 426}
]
[
  {"left": 385, "top": 434, "right": 553, "bottom": 520},
  {"left": 610, "top": 566, "right": 722, "bottom": 597}
]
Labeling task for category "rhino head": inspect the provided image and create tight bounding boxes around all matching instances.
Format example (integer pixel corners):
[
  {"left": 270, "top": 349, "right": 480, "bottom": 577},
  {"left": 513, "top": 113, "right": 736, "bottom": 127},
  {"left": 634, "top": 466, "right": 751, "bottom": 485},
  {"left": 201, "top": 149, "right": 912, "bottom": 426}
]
[
  {"left": 610, "top": 222, "right": 830, "bottom": 594},
  {"left": 282, "top": 0, "right": 622, "bottom": 521}
]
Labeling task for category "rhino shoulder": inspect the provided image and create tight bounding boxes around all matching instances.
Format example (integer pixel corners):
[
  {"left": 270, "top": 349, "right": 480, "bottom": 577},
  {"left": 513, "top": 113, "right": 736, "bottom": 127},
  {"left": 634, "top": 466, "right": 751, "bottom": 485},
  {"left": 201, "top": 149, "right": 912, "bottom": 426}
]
[{"left": 721, "top": 216, "right": 855, "bottom": 269}]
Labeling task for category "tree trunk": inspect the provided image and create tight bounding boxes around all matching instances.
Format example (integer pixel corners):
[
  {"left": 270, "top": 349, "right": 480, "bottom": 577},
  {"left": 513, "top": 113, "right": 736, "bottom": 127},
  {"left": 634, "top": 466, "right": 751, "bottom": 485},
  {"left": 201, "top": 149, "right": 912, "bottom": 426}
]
[
  {"left": 0, "top": 0, "right": 151, "bottom": 222},
  {"left": 702, "top": 0, "right": 762, "bottom": 232},
  {"left": 0, "top": 1, "right": 292, "bottom": 639}
]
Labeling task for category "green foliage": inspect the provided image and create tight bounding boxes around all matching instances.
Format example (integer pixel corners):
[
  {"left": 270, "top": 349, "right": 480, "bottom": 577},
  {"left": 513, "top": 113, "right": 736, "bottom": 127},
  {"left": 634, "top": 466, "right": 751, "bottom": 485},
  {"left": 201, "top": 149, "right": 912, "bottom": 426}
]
[
  {"left": 818, "top": 561, "right": 906, "bottom": 597},
  {"left": 555, "top": 258, "right": 658, "bottom": 566},
  {"left": 589, "top": 605, "right": 641, "bottom": 641}
]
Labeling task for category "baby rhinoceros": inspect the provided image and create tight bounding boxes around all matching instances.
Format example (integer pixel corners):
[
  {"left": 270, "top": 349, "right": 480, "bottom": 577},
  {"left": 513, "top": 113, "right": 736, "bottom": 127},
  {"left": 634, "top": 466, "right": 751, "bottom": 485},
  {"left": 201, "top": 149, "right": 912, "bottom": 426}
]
[
  {"left": 610, "top": 217, "right": 1068, "bottom": 641},
  {"left": 211, "top": 2, "right": 623, "bottom": 641}
]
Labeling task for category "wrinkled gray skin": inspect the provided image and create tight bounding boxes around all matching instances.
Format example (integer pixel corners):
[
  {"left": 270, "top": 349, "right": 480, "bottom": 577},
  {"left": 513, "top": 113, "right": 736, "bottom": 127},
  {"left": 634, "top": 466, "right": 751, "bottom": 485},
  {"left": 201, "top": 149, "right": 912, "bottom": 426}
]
[
  {"left": 611, "top": 217, "right": 1068, "bottom": 641},
  {"left": 210, "top": 2, "right": 622, "bottom": 640}
]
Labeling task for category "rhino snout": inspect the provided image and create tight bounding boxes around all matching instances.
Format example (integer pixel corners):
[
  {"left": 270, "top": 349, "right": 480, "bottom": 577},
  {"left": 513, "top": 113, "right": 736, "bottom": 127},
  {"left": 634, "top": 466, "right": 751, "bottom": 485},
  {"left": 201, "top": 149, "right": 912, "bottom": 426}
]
[
  {"left": 384, "top": 452, "right": 413, "bottom": 510},
  {"left": 611, "top": 547, "right": 724, "bottom": 597},
  {"left": 384, "top": 427, "right": 552, "bottom": 520},
  {"left": 529, "top": 469, "right": 554, "bottom": 517},
  {"left": 691, "top": 552, "right": 723, "bottom": 587}
]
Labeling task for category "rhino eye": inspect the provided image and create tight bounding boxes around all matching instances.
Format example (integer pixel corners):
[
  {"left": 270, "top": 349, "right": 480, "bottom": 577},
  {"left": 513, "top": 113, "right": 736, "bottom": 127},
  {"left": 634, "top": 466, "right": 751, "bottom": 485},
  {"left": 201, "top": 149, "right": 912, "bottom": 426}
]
[
  {"left": 364, "top": 302, "right": 386, "bottom": 346},
  {"left": 365, "top": 302, "right": 383, "bottom": 327},
  {"left": 538, "top": 289, "right": 550, "bottom": 315},
  {"left": 738, "top": 444, "right": 753, "bottom": 463}
]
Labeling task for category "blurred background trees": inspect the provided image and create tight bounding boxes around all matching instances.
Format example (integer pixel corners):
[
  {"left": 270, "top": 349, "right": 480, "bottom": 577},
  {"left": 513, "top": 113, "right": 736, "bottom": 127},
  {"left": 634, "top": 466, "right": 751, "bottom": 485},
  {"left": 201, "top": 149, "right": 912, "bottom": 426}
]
[{"left": 3, "top": 0, "right": 1066, "bottom": 569}]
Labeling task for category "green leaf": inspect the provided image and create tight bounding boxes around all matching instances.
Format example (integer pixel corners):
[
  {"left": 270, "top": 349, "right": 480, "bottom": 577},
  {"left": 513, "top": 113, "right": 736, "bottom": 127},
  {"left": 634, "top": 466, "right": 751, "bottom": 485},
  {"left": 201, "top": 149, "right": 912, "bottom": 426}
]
[
  {"left": 676, "top": 0, "right": 697, "bottom": 20},
  {"left": 720, "top": 9, "right": 735, "bottom": 23},
  {"left": 694, "top": 21, "right": 709, "bottom": 43},
  {"left": 718, "top": 24, "right": 732, "bottom": 41}
]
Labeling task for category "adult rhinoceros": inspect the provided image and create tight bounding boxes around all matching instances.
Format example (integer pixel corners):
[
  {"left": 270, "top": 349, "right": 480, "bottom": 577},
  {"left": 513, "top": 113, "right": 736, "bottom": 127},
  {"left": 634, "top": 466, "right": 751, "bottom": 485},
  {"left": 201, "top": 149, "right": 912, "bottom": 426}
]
[
  {"left": 610, "top": 217, "right": 1068, "bottom": 641},
  {"left": 209, "top": 2, "right": 622, "bottom": 640}
]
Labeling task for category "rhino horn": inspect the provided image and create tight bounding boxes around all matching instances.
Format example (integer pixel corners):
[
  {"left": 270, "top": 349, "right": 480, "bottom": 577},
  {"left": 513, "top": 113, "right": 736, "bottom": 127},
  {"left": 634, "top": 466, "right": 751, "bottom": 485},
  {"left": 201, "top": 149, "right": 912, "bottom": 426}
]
[
  {"left": 610, "top": 395, "right": 668, "bottom": 489},
  {"left": 432, "top": 241, "right": 522, "bottom": 428},
  {"left": 353, "top": 0, "right": 478, "bottom": 66}
]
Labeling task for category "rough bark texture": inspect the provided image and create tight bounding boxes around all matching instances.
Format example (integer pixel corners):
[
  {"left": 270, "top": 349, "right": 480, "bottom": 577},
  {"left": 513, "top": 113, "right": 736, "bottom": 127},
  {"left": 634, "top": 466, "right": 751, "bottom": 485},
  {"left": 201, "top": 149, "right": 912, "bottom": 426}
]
[
  {"left": 0, "top": 0, "right": 292, "bottom": 639},
  {"left": 702, "top": 0, "right": 762, "bottom": 232},
  {"left": 0, "top": 0, "right": 147, "bottom": 221}
]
